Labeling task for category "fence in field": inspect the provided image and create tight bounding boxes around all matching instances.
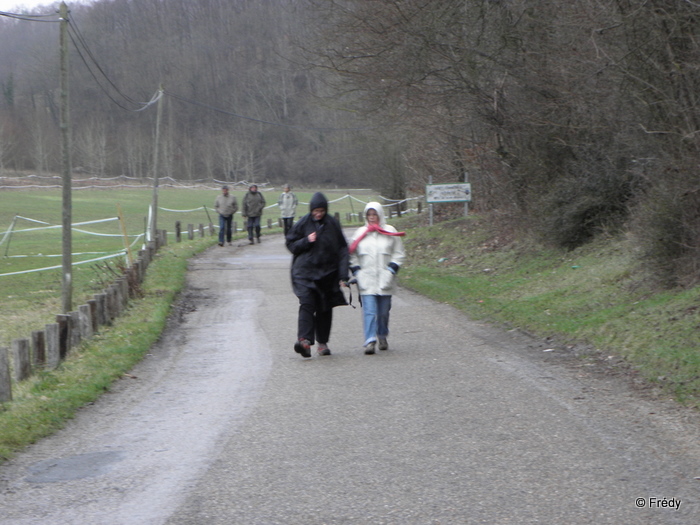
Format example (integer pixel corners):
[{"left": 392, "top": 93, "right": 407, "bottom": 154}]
[
  {"left": 0, "top": 191, "right": 424, "bottom": 402},
  {"left": 0, "top": 233, "right": 164, "bottom": 403}
]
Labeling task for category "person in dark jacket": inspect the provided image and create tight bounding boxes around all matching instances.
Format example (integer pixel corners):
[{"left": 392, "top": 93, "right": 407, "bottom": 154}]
[
  {"left": 242, "top": 184, "right": 266, "bottom": 244},
  {"left": 286, "top": 192, "right": 349, "bottom": 357}
]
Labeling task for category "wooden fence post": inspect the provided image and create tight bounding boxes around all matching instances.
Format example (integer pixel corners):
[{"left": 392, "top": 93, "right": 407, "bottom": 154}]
[
  {"left": 70, "top": 311, "right": 81, "bottom": 348},
  {"left": 32, "top": 330, "right": 46, "bottom": 368},
  {"left": 12, "top": 338, "right": 31, "bottom": 382},
  {"left": 199, "top": 224, "right": 204, "bottom": 237},
  {"left": 188, "top": 224, "right": 194, "bottom": 240},
  {"left": 175, "top": 220, "right": 182, "bottom": 242},
  {"left": 45, "top": 323, "right": 61, "bottom": 369},
  {"left": 95, "top": 293, "right": 107, "bottom": 326},
  {"left": 88, "top": 298, "right": 99, "bottom": 333},
  {"left": 0, "top": 347, "right": 12, "bottom": 402},
  {"left": 109, "top": 284, "right": 121, "bottom": 320},
  {"left": 136, "top": 259, "right": 145, "bottom": 285},
  {"left": 79, "top": 304, "right": 94, "bottom": 341},
  {"left": 56, "top": 314, "right": 70, "bottom": 359}
]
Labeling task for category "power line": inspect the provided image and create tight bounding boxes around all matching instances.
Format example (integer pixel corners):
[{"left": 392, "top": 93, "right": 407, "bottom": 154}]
[
  {"left": 66, "top": 14, "right": 156, "bottom": 111},
  {"left": 163, "top": 89, "right": 378, "bottom": 133},
  {"left": 2, "top": 7, "right": 380, "bottom": 132},
  {"left": 0, "top": 10, "right": 61, "bottom": 22}
]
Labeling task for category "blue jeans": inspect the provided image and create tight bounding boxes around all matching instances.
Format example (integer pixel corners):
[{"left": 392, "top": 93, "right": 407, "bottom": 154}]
[
  {"left": 361, "top": 295, "right": 392, "bottom": 346},
  {"left": 218, "top": 214, "right": 232, "bottom": 243}
]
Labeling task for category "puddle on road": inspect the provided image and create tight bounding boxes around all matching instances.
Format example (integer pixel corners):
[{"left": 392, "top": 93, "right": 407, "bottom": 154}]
[{"left": 26, "top": 451, "right": 124, "bottom": 483}]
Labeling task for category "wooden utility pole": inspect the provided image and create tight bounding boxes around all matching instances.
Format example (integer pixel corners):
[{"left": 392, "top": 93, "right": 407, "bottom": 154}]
[
  {"left": 60, "top": 1, "right": 72, "bottom": 313},
  {"left": 117, "top": 204, "right": 134, "bottom": 267},
  {"left": 150, "top": 85, "right": 164, "bottom": 244}
]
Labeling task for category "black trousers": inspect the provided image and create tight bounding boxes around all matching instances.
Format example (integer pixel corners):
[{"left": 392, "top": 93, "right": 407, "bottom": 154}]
[
  {"left": 282, "top": 217, "right": 294, "bottom": 236},
  {"left": 246, "top": 216, "right": 261, "bottom": 239},
  {"left": 297, "top": 289, "right": 333, "bottom": 345}
]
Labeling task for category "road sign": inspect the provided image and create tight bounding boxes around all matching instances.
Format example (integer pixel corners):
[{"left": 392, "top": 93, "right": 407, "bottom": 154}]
[{"left": 426, "top": 183, "right": 472, "bottom": 203}]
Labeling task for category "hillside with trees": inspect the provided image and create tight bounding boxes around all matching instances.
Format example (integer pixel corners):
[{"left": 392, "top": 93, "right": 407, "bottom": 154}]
[{"left": 1, "top": 0, "right": 700, "bottom": 287}]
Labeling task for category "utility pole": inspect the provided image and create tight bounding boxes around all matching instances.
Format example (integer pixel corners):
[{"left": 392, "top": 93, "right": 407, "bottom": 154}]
[
  {"left": 150, "top": 85, "right": 164, "bottom": 244},
  {"left": 464, "top": 171, "right": 469, "bottom": 217},
  {"left": 60, "top": 1, "right": 72, "bottom": 313}
]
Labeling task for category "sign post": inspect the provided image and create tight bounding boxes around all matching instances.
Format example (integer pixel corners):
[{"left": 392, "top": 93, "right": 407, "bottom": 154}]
[{"left": 425, "top": 182, "right": 472, "bottom": 225}]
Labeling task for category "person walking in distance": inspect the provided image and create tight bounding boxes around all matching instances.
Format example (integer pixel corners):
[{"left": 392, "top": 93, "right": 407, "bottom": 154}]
[
  {"left": 242, "top": 184, "right": 266, "bottom": 244},
  {"left": 214, "top": 185, "right": 238, "bottom": 246},
  {"left": 286, "top": 192, "right": 349, "bottom": 357},
  {"left": 349, "top": 202, "right": 405, "bottom": 355},
  {"left": 278, "top": 184, "right": 298, "bottom": 236}
]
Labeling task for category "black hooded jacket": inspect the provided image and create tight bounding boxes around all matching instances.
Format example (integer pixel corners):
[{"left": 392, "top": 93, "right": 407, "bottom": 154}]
[{"left": 285, "top": 192, "right": 349, "bottom": 307}]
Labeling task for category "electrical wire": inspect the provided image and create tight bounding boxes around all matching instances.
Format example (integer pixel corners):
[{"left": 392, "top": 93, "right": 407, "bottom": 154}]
[
  {"left": 66, "top": 15, "right": 156, "bottom": 111},
  {"left": 0, "top": 10, "right": 61, "bottom": 22},
  {"left": 2, "top": 7, "right": 378, "bottom": 132},
  {"left": 164, "top": 89, "right": 378, "bottom": 133}
]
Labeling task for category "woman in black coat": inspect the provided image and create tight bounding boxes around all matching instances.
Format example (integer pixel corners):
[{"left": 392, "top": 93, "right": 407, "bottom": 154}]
[{"left": 286, "top": 192, "right": 349, "bottom": 357}]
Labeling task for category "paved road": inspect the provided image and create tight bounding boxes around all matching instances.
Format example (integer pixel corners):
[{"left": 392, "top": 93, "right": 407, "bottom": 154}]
[{"left": 1, "top": 232, "right": 699, "bottom": 524}]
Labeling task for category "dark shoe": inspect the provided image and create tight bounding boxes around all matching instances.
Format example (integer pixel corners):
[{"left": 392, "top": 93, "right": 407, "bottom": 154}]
[
  {"left": 218, "top": 242, "right": 224, "bottom": 247},
  {"left": 317, "top": 343, "right": 331, "bottom": 356},
  {"left": 249, "top": 239, "right": 254, "bottom": 245},
  {"left": 364, "top": 342, "right": 376, "bottom": 355},
  {"left": 294, "top": 338, "right": 311, "bottom": 358},
  {"left": 256, "top": 237, "right": 261, "bottom": 243},
  {"left": 378, "top": 338, "right": 388, "bottom": 351}
]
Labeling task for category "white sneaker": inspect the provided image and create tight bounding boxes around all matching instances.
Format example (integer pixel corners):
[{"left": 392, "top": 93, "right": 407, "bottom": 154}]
[{"left": 364, "top": 342, "right": 376, "bottom": 355}]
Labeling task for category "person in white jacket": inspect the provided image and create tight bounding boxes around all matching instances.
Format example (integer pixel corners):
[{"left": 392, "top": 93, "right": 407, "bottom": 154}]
[
  {"left": 277, "top": 184, "right": 298, "bottom": 236},
  {"left": 349, "top": 202, "right": 406, "bottom": 355}
]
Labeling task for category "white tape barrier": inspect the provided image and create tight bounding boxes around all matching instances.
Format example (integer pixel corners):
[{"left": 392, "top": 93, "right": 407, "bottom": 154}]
[
  {"left": 5, "top": 217, "right": 119, "bottom": 234},
  {"left": 0, "top": 250, "right": 128, "bottom": 278},
  {"left": 159, "top": 206, "right": 207, "bottom": 213}
]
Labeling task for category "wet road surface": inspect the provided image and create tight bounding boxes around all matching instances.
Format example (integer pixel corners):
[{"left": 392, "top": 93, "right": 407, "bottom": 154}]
[{"left": 1, "top": 233, "right": 699, "bottom": 524}]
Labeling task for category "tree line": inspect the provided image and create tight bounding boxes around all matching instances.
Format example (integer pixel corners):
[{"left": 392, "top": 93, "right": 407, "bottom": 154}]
[
  {"left": 1, "top": 0, "right": 699, "bottom": 286},
  {"left": 301, "top": 0, "right": 700, "bottom": 287},
  {"left": 0, "top": 0, "right": 384, "bottom": 188}
]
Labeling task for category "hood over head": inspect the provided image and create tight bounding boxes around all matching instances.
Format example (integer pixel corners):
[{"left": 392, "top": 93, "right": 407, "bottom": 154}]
[
  {"left": 363, "top": 201, "right": 387, "bottom": 228},
  {"left": 309, "top": 192, "right": 328, "bottom": 212}
]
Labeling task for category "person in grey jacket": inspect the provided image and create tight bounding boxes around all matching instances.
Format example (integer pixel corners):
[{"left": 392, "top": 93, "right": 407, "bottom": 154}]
[
  {"left": 278, "top": 184, "right": 298, "bottom": 236},
  {"left": 214, "top": 185, "right": 238, "bottom": 246},
  {"left": 242, "top": 184, "right": 266, "bottom": 244},
  {"left": 349, "top": 202, "right": 405, "bottom": 354}
]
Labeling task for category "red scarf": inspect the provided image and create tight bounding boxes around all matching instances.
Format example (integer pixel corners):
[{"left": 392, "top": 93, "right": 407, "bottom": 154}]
[{"left": 349, "top": 223, "right": 405, "bottom": 254}]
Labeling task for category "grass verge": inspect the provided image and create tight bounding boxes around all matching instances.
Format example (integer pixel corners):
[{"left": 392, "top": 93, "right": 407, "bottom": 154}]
[
  {"left": 395, "top": 213, "right": 700, "bottom": 407},
  {"left": 0, "top": 235, "right": 214, "bottom": 462},
  {"left": 4, "top": 209, "right": 698, "bottom": 463}
]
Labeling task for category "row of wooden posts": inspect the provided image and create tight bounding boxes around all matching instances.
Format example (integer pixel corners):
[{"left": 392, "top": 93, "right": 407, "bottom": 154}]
[
  {"left": 0, "top": 208, "right": 409, "bottom": 403},
  {"left": 0, "top": 219, "right": 217, "bottom": 404}
]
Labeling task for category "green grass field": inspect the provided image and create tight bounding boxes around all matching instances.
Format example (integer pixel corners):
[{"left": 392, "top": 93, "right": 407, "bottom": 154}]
[{"left": 0, "top": 186, "right": 378, "bottom": 347}]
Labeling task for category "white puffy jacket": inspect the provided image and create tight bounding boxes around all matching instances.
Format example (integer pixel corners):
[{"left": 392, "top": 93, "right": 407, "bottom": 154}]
[{"left": 349, "top": 202, "right": 405, "bottom": 295}]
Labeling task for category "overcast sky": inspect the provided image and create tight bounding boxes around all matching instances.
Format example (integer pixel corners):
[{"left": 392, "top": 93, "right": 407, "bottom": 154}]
[{"left": 0, "top": 1, "right": 59, "bottom": 12}]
